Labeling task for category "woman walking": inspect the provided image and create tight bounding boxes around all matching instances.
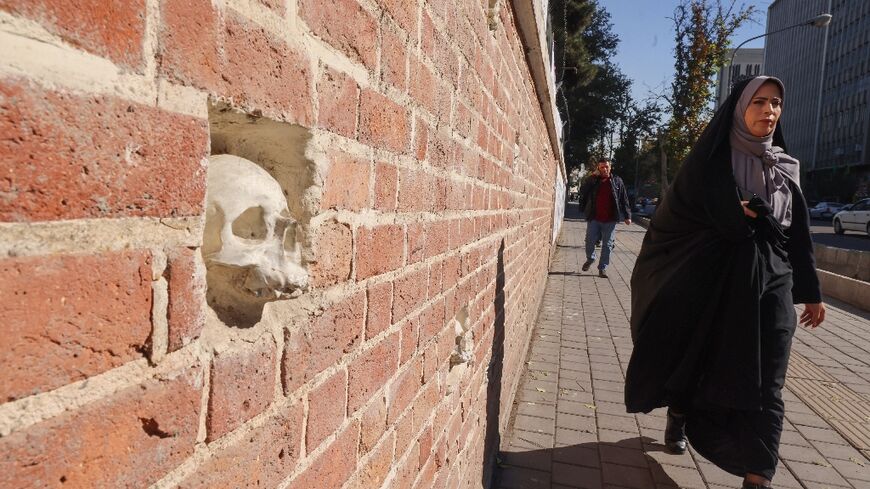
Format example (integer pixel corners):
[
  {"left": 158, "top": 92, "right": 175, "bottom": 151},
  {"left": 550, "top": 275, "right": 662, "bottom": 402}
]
[{"left": 624, "top": 76, "right": 825, "bottom": 489}]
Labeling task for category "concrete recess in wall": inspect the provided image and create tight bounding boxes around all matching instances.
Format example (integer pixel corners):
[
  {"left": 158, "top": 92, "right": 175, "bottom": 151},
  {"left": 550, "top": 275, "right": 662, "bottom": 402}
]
[
  {"left": 446, "top": 306, "right": 472, "bottom": 393},
  {"left": 204, "top": 103, "right": 315, "bottom": 328}
]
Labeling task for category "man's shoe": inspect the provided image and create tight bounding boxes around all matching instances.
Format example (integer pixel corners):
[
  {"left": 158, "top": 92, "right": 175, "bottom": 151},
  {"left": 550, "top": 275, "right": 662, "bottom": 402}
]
[
  {"left": 598, "top": 269, "right": 608, "bottom": 278},
  {"left": 664, "top": 409, "right": 687, "bottom": 454},
  {"left": 582, "top": 260, "right": 593, "bottom": 272}
]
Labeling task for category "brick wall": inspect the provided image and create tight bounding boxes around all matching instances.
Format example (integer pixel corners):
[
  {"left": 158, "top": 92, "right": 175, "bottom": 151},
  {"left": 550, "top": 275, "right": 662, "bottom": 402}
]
[{"left": 0, "top": 0, "right": 559, "bottom": 487}]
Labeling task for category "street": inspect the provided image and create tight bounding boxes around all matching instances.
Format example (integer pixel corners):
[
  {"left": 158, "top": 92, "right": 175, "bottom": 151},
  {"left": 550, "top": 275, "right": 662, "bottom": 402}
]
[{"left": 810, "top": 219, "right": 870, "bottom": 252}]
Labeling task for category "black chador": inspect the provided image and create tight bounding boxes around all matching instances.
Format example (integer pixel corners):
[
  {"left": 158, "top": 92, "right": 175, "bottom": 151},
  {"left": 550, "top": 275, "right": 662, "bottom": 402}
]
[{"left": 624, "top": 77, "right": 821, "bottom": 481}]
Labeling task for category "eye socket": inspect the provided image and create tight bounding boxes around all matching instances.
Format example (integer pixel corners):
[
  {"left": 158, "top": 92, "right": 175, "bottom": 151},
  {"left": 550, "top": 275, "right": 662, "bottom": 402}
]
[{"left": 232, "top": 206, "right": 268, "bottom": 241}]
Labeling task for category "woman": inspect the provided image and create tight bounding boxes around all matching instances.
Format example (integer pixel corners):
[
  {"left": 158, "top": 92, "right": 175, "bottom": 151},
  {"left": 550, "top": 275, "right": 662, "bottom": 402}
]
[{"left": 624, "top": 76, "right": 825, "bottom": 489}]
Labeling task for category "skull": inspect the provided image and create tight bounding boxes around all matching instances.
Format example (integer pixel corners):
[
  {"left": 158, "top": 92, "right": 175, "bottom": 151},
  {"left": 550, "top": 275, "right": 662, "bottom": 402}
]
[{"left": 203, "top": 154, "right": 308, "bottom": 300}]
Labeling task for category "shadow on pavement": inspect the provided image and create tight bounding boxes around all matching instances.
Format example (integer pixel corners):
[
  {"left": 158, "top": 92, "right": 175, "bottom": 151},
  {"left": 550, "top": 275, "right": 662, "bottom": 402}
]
[{"left": 494, "top": 437, "right": 679, "bottom": 488}]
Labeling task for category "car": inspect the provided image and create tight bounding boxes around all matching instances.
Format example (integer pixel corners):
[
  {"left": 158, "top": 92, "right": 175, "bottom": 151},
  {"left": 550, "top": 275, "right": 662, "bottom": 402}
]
[
  {"left": 832, "top": 198, "right": 870, "bottom": 236},
  {"left": 809, "top": 201, "right": 846, "bottom": 219}
]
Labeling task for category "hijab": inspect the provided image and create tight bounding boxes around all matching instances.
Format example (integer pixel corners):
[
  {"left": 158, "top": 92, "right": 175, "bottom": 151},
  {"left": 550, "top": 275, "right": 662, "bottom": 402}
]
[{"left": 729, "top": 76, "right": 800, "bottom": 227}]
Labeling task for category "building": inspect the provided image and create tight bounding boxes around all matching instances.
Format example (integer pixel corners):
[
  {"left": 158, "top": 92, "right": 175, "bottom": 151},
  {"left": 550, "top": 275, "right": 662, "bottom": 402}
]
[
  {"left": 0, "top": 1, "right": 565, "bottom": 487},
  {"left": 764, "top": 0, "right": 870, "bottom": 200},
  {"left": 715, "top": 48, "right": 765, "bottom": 108}
]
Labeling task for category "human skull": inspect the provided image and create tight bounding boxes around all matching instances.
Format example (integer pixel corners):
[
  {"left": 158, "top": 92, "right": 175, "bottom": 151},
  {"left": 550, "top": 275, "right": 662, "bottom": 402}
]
[{"left": 202, "top": 154, "right": 308, "bottom": 300}]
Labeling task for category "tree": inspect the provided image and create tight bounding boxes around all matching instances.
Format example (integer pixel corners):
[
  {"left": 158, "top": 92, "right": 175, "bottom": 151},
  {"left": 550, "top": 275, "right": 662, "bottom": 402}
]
[
  {"left": 612, "top": 97, "right": 662, "bottom": 192},
  {"left": 663, "top": 0, "right": 756, "bottom": 173},
  {"left": 552, "top": 0, "right": 631, "bottom": 173}
]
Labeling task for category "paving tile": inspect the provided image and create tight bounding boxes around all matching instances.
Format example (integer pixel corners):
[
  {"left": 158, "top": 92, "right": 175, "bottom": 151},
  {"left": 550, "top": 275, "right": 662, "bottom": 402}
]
[
  {"left": 552, "top": 462, "right": 604, "bottom": 489},
  {"left": 601, "top": 462, "right": 654, "bottom": 489}
]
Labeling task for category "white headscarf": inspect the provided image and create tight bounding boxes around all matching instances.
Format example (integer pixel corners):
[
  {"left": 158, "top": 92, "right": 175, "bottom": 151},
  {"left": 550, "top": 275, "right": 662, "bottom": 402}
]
[{"left": 730, "top": 76, "right": 800, "bottom": 227}]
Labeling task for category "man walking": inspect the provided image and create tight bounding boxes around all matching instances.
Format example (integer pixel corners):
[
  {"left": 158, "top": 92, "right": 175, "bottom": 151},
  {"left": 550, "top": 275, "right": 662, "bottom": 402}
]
[{"left": 577, "top": 158, "right": 632, "bottom": 278}]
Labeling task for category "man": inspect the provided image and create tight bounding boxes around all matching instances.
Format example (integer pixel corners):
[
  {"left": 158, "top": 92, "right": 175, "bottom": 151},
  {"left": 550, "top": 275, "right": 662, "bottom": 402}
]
[{"left": 577, "top": 158, "right": 632, "bottom": 278}]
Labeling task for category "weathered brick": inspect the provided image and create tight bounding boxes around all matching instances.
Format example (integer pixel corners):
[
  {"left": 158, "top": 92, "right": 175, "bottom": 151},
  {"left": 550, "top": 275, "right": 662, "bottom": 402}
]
[
  {"left": 179, "top": 403, "right": 303, "bottom": 488},
  {"left": 424, "top": 220, "right": 449, "bottom": 258},
  {"left": 376, "top": 0, "right": 416, "bottom": 34},
  {"left": 307, "top": 369, "right": 347, "bottom": 451},
  {"left": 419, "top": 299, "right": 446, "bottom": 347},
  {"left": 317, "top": 66, "right": 359, "bottom": 139},
  {"left": 348, "top": 332, "right": 400, "bottom": 414},
  {"left": 390, "top": 439, "right": 420, "bottom": 489},
  {"left": 0, "top": 366, "right": 201, "bottom": 488},
  {"left": 207, "top": 336, "right": 277, "bottom": 441},
  {"left": 300, "top": 0, "right": 377, "bottom": 70},
  {"left": 286, "top": 421, "right": 359, "bottom": 489},
  {"left": 414, "top": 116, "right": 429, "bottom": 161},
  {"left": 347, "top": 431, "right": 395, "bottom": 489},
  {"left": 410, "top": 60, "right": 437, "bottom": 114},
  {"left": 310, "top": 218, "right": 353, "bottom": 288},
  {"left": 417, "top": 425, "right": 433, "bottom": 469},
  {"left": 428, "top": 261, "right": 443, "bottom": 298},
  {"left": 360, "top": 89, "right": 411, "bottom": 154},
  {"left": 388, "top": 358, "right": 421, "bottom": 422},
  {"left": 321, "top": 150, "right": 370, "bottom": 211},
  {"left": 222, "top": 12, "right": 312, "bottom": 124},
  {"left": 407, "top": 222, "right": 425, "bottom": 264},
  {"left": 0, "top": 79, "right": 208, "bottom": 222},
  {"left": 399, "top": 313, "right": 421, "bottom": 365},
  {"left": 158, "top": 0, "right": 220, "bottom": 89},
  {"left": 0, "top": 251, "right": 152, "bottom": 402},
  {"left": 360, "top": 396, "right": 387, "bottom": 455},
  {"left": 166, "top": 247, "right": 205, "bottom": 352},
  {"left": 366, "top": 280, "right": 393, "bottom": 340},
  {"left": 392, "top": 267, "right": 428, "bottom": 324},
  {"left": 2, "top": 0, "right": 146, "bottom": 70},
  {"left": 398, "top": 167, "right": 432, "bottom": 212},
  {"left": 381, "top": 25, "right": 408, "bottom": 91},
  {"left": 282, "top": 291, "right": 364, "bottom": 392},
  {"left": 355, "top": 224, "right": 404, "bottom": 279},
  {"left": 373, "top": 161, "right": 398, "bottom": 211}
]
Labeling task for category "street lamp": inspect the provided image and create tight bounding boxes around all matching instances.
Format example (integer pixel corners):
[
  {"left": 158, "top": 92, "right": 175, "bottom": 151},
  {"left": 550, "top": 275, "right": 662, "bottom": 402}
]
[{"left": 728, "top": 13, "right": 832, "bottom": 87}]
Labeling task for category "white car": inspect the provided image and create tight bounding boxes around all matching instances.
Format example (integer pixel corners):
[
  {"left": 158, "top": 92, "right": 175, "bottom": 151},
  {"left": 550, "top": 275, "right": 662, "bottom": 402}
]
[
  {"left": 833, "top": 199, "right": 870, "bottom": 236},
  {"left": 810, "top": 201, "right": 846, "bottom": 219}
]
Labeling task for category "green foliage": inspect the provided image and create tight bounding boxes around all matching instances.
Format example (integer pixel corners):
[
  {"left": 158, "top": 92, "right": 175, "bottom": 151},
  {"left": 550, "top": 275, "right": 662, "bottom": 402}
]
[{"left": 664, "top": 0, "right": 756, "bottom": 170}]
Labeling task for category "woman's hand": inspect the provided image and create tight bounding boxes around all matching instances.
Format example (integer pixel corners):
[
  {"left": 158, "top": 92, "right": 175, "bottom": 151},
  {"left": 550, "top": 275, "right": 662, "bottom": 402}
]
[
  {"left": 741, "top": 200, "right": 758, "bottom": 218},
  {"left": 800, "top": 303, "right": 826, "bottom": 328}
]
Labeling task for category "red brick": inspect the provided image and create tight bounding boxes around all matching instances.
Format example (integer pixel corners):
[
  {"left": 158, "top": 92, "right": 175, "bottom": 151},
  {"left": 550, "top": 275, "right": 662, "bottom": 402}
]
[
  {"left": 307, "top": 369, "right": 347, "bottom": 450},
  {"left": 2, "top": 0, "right": 146, "bottom": 69},
  {"left": 366, "top": 281, "right": 393, "bottom": 340},
  {"left": 373, "top": 161, "right": 398, "bottom": 211},
  {"left": 388, "top": 358, "right": 421, "bottom": 422},
  {"left": 399, "top": 313, "right": 420, "bottom": 365},
  {"left": 0, "top": 79, "right": 207, "bottom": 222},
  {"left": 282, "top": 292, "right": 364, "bottom": 392},
  {"left": 398, "top": 167, "right": 432, "bottom": 212},
  {"left": 419, "top": 299, "right": 446, "bottom": 347},
  {"left": 317, "top": 67, "right": 358, "bottom": 138},
  {"left": 414, "top": 117, "right": 429, "bottom": 161},
  {"left": 287, "top": 421, "right": 359, "bottom": 489},
  {"left": 179, "top": 404, "right": 303, "bottom": 488},
  {"left": 165, "top": 247, "right": 205, "bottom": 352},
  {"left": 0, "top": 366, "right": 201, "bottom": 488},
  {"left": 158, "top": 0, "right": 220, "bottom": 89},
  {"left": 359, "top": 396, "right": 387, "bottom": 455},
  {"left": 348, "top": 332, "right": 399, "bottom": 414},
  {"left": 355, "top": 224, "right": 404, "bottom": 279},
  {"left": 390, "top": 440, "right": 420, "bottom": 489},
  {"left": 417, "top": 425, "right": 433, "bottom": 469},
  {"left": 0, "top": 251, "right": 151, "bottom": 402},
  {"left": 222, "top": 12, "right": 312, "bottom": 124},
  {"left": 207, "top": 336, "right": 277, "bottom": 441},
  {"left": 411, "top": 60, "right": 437, "bottom": 114},
  {"left": 422, "top": 342, "right": 439, "bottom": 385},
  {"left": 321, "top": 150, "right": 370, "bottom": 211},
  {"left": 428, "top": 124, "right": 452, "bottom": 170},
  {"left": 310, "top": 218, "right": 353, "bottom": 288},
  {"left": 376, "top": 0, "right": 416, "bottom": 34},
  {"left": 300, "top": 0, "right": 377, "bottom": 70},
  {"left": 347, "top": 431, "right": 395, "bottom": 489},
  {"left": 411, "top": 381, "right": 439, "bottom": 432},
  {"left": 441, "top": 255, "right": 461, "bottom": 290},
  {"left": 424, "top": 221, "right": 449, "bottom": 258},
  {"left": 427, "top": 261, "right": 443, "bottom": 298},
  {"left": 433, "top": 177, "right": 449, "bottom": 211},
  {"left": 360, "top": 89, "right": 411, "bottom": 153},
  {"left": 381, "top": 25, "right": 407, "bottom": 91},
  {"left": 420, "top": 10, "right": 435, "bottom": 58},
  {"left": 407, "top": 222, "right": 425, "bottom": 264},
  {"left": 392, "top": 267, "right": 428, "bottom": 323}
]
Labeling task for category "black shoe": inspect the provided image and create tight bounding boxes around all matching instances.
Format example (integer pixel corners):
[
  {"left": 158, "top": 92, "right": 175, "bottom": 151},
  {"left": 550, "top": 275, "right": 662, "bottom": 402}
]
[
  {"left": 742, "top": 483, "right": 771, "bottom": 489},
  {"left": 582, "top": 260, "right": 593, "bottom": 272},
  {"left": 664, "top": 409, "right": 687, "bottom": 454},
  {"left": 598, "top": 269, "right": 608, "bottom": 278}
]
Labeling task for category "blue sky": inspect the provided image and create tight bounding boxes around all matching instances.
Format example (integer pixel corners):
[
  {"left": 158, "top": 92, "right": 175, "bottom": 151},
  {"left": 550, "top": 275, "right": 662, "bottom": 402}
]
[{"left": 599, "top": 0, "right": 776, "bottom": 102}]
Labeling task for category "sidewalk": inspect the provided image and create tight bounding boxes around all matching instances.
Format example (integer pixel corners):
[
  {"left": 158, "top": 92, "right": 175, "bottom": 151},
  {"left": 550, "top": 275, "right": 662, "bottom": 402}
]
[{"left": 495, "top": 208, "right": 870, "bottom": 489}]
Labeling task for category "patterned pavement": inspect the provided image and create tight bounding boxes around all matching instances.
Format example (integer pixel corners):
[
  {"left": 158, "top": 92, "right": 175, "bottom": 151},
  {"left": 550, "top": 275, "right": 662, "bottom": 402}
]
[{"left": 495, "top": 206, "right": 870, "bottom": 489}]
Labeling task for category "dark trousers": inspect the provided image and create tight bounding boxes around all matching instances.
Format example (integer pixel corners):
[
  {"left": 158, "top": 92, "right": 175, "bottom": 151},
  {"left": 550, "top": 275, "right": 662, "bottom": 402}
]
[{"left": 685, "top": 239, "right": 796, "bottom": 481}]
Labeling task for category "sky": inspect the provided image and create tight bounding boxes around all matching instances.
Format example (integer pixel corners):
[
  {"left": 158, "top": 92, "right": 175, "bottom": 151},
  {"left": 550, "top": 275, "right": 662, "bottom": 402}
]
[{"left": 599, "top": 0, "right": 776, "bottom": 102}]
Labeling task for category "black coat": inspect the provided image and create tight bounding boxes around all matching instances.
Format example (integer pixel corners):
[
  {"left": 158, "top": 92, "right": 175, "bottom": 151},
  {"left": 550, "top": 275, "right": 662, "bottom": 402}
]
[
  {"left": 578, "top": 174, "right": 632, "bottom": 221},
  {"left": 624, "top": 78, "right": 821, "bottom": 414}
]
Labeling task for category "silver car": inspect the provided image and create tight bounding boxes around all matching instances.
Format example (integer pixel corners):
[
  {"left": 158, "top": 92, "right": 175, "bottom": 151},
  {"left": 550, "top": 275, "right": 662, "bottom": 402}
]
[
  {"left": 809, "top": 201, "right": 846, "bottom": 219},
  {"left": 833, "top": 199, "right": 870, "bottom": 236}
]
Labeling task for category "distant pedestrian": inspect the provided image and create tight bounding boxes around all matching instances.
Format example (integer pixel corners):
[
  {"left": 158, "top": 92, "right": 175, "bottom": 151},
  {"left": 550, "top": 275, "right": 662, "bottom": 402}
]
[
  {"left": 577, "top": 158, "right": 632, "bottom": 278},
  {"left": 625, "top": 76, "right": 825, "bottom": 489}
]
